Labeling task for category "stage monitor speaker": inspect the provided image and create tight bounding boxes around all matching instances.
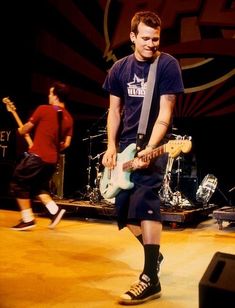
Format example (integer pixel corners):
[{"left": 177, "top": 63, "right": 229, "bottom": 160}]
[
  {"left": 199, "top": 251, "right": 235, "bottom": 308},
  {"left": 50, "top": 154, "right": 65, "bottom": 199}
]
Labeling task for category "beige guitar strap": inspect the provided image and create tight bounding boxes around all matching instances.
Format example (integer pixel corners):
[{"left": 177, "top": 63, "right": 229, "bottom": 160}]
[{"left": 136, "top": 53, "right": 161, "bottom": 151}]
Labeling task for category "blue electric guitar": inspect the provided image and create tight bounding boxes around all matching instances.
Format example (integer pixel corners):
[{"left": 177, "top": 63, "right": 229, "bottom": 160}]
[{"left": 99, "top": 139, "right": 192, "bottom": 199}]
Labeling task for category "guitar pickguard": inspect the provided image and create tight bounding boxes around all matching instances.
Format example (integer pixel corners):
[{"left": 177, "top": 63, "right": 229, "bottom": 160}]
[{"left": 100, "top": 143, "right": 136, "bottom": 199}]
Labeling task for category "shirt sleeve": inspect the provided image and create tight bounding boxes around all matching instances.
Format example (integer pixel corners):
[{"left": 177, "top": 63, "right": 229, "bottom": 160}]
[{"left": 158, "top": 56, "right": 184, "bottom": 95}]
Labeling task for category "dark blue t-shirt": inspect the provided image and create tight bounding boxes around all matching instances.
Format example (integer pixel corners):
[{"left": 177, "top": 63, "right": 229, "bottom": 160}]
[{"left": 103, "top": 52, "right": 184, "bottom": 147}]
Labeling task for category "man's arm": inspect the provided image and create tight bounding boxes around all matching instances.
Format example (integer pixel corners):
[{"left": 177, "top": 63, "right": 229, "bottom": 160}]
[
  {"left": 134, "top": 94, "right": 176, "bottom": 169},
  {"left": 18, "top": 121, "right": 34, "bottom": 135},
  {"left": 146, "top": 94, "right": 176, "bottom": 149},
  {"left": 60, "top": 135, "right": 72, "bottom": 151},
  {"left": 102, "top": 94, "right": 122, "bottom": 169}
]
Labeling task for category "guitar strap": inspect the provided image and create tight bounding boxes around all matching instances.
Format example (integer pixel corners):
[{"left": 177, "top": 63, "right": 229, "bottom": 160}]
[{"left": 136, "top": 53, "right": 161, "bottom": 151}]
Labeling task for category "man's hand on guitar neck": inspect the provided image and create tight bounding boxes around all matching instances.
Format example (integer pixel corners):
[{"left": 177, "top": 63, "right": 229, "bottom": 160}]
[{"left": 132, "top": 147, "right": 152, "bottom": 170}]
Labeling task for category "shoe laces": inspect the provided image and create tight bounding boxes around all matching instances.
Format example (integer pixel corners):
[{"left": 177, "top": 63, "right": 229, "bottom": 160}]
[{"left": 129, "top": 275, "right": 150, "bottom": 296}]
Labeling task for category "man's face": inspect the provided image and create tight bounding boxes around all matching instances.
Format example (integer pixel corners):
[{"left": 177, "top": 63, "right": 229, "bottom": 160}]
[{"left": 130, "top": 22, "right": 160, "bottom": 61}]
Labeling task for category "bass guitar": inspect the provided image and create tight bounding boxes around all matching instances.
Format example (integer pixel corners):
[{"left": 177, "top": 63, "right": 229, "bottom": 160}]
[
  {"left": 99, "top": 139, "right": 192, "bottom": 199},
  {"left": 2, "top": 97, "right": 33, "bottom": 147}
]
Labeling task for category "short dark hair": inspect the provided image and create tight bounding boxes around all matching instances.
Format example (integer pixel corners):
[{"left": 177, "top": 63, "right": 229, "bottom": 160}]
[
  {"left": 52, "top": 81, "right": 70, "bottom": 102},
  {"left": 131, "top": 11, "right": 161, "bottom": 35}
]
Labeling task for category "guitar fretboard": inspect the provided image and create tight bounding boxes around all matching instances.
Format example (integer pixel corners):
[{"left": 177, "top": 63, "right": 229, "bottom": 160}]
[{"left": 123, "top": 144, "right": 165, "bottom": 171}]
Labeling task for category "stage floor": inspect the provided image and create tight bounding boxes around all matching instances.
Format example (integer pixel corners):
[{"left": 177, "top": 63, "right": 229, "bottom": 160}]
[
  {"left": 1, "top": 208, "right": 235, "bottom": 308},
  {"left": 0, "top": 195, "right": 219, "bottom": 227}
]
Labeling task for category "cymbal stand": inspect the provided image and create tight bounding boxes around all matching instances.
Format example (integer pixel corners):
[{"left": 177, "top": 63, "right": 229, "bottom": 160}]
[
  {"left": 159, "top": 156, "right": 175, "bottom": 205},
  {"left": 175, "top": 156, "right": 182, "bottom": 191},
  {"left": 82, "top": 132, "right": 106, "bottom": 200},
  {"left": 89, "top": 152, "right": 105, "bottom": 204},
  {"left": 85, "top": 130, "right": 93, "bottom": 199}
]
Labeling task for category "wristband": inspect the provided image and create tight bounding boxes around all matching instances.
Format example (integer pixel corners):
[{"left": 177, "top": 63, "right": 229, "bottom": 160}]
[{"left": 146, "top": 144, "right": 156, "bottom": 150}]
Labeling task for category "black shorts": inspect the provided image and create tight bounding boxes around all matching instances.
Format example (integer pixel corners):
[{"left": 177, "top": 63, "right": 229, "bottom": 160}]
[
  {"left": 115, "top": 154, "right": 168, "bottom": 229},
  {"left": 10, "top": 153, "right": 56, "bottom": 199}
]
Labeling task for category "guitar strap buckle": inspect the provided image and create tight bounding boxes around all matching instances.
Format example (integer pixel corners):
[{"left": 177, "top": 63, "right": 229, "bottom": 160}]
[{"left": 136, "top": 133, "right": 145, "bottom": 152}]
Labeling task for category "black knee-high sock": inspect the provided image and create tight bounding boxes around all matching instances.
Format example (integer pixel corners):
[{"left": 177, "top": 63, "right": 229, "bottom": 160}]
[{"left": 143, "top": 244, "right": 160, "bottom": 283}]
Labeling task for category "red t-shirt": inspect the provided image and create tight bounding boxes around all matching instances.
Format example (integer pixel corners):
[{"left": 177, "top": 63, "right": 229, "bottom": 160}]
[{"left": 28, "top": 105, "right": 73, "bottom": 163}]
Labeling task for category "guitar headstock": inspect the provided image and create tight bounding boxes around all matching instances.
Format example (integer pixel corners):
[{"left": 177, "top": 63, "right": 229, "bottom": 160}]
[
  {"left": 2, "top": 97, "right": 16, "bottom": 113},
  {"left": 166, "top": 139, "right": 192, "bottom": 158}
]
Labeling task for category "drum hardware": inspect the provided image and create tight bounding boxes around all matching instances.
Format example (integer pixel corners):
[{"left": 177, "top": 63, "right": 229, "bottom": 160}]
[
  {"left": 72, "top": 112, "right": 108, "bottom": 202},
  {"left": 89, "top": 153, "right": 103, "bottom": 204},
  {"left": 89, "top": 152, "right": 115, "bottom": 206},
  {"left": 159, "top": 156, "right": 175, "bottom": 204},
  {"left": 196, "top": 174, "right": 218, "bottom": 204},
  {"left": 82, "top": 132, "right": 106, "bottom": 142},
  {"left": 174, "top": 156, "right": 183, "bottom": 191},
  {"left": 227, "top": 186, "right": 235, "bottom": 206},
  {"left": 159, "top": 134, "right": 193, "bottom": 209},
  {"left": 82, "top": 126, "right": 107, "bottom": 202},
  {"left": 84, "top": 151, "right": 104, "bottom": 203}
]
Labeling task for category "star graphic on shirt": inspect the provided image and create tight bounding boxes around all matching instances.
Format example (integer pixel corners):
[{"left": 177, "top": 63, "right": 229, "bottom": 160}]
[
  {"left": 127, "top": 74, "right": 145, "bottom": 89},
  {"left": 127, "top": 74, "right": 146, "bottom": 97}
]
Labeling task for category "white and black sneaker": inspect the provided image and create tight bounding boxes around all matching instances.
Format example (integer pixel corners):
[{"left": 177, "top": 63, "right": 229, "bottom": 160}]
[
  {"left": 48, "top": 208, "right": 66, "bottom": 229},
  {"left": 11, "top": 220, "right": 36, "bottom": 231},
  {"left": 119, "top": 274, "right": 161, "bottom": 305}
]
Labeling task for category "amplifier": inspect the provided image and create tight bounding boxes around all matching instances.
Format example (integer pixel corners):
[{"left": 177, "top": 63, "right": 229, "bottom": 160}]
[{"left": 50, "top": 154, "right": 65, "bottom": 199}]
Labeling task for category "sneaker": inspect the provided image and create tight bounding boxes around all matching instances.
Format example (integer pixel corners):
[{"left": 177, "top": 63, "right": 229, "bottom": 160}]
[
  {"left": 11, "top": 220, "right": 36, "bottom": 231},
  {"left": 48, "top": 208, "right": 66, "bottom": 229},
  {"left": 157, "top": 252, "right": 164, "bottom": 277},
  {"left": 119, "top": 274, "right": 161, "bottom": 305}
]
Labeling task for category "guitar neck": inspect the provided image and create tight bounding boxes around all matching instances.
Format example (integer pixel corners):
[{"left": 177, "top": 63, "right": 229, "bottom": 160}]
[
  {"left": 12, "top": 111, "right": 33, "bottom": 148},
  {"left": 123, "top": 144, "right": 165, "bottom": 171},
  {"left": 12, "top": 110, "right": 24, "bottom": 127}
]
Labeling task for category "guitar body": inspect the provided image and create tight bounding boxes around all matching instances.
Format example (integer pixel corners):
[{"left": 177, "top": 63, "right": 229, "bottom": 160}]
[{"left": 100, "top": 143, "right": 136, "bottom": 199}]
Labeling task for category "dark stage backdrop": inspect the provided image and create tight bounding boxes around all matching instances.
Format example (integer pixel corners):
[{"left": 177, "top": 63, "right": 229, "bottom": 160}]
[{"left": 0, "top": 0, "right": 234, "bottom": 202}]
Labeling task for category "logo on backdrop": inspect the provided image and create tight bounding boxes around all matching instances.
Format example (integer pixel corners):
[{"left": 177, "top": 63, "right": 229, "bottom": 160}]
[
  {"left": 0, "top": 129, "right": 14, "bottom": 159},
  {"left": 104, "top": 0, "right": 235, "bottom": 102}
]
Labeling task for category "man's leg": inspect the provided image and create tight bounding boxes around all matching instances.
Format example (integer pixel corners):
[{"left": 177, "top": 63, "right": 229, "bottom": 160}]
[
  {"left": 119, "top": 221, "right": 162, "bottom": 305},
  {"left": 38, "top": 193, "right": 66, "bottom": 228},
  {"left": 11, "top": 198, "right": 36, "bottom": 230},
  {"left": 141, "top": 220, "right": 162, "bottom": 282},
  {"left": 128, "top": 223, "right": 164, "bottom": 277}
]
